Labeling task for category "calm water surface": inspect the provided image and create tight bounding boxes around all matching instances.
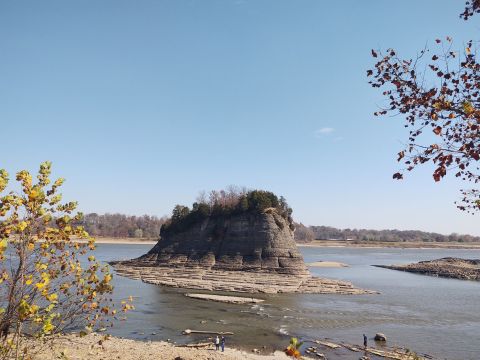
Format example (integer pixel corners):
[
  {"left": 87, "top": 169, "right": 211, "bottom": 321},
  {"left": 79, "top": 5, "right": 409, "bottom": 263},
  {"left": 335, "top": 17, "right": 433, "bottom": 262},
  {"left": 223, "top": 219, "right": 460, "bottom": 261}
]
[{"left": 94, "top": 244, "right": 480, "bottom": 360}]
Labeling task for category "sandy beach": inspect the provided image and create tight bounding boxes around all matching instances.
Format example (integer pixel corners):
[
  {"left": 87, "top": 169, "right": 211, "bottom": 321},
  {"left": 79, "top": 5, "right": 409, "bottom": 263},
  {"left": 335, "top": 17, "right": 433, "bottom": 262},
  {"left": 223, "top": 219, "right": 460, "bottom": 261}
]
[
  {"left": 29, "top": 333, "right": 290, "bottom": 360},
  {"left": 87, "top": 237, "right": 157, "bottom": 245},
  {"left": 306, "top": 261, "right": 349, "bottom": 268}
]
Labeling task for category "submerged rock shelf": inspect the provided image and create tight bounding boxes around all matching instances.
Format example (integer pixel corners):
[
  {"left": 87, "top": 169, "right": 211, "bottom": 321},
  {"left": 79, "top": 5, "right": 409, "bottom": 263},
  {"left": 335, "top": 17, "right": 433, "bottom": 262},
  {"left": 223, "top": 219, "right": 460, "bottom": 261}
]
[{"left": 375, "top": 257, "right": 480, "bottom": 281}]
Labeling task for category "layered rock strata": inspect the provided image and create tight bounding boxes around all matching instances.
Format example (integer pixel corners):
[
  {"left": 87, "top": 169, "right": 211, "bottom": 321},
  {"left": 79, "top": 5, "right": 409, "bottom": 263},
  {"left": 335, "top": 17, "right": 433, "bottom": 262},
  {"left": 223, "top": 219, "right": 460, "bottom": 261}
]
[
  {"left": 375, "top": 257, "right": 480, "bottom": 281},
  {"left": 111, "top": 210, "right": 374, "bottom": 294},
  {"left": 111, "top": 263, "right": 373, "bottom": 294}
]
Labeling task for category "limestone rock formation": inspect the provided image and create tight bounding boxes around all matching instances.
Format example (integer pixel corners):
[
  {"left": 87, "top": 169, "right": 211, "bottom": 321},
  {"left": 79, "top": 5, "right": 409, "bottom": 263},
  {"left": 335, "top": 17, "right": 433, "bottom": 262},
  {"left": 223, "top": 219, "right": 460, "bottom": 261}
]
[
  {"left": 375, "top": 257, "right": 480, "bottom": 281},
  {"left": 137, "top": 209, "right": 308, "bottom": 275},
  {"left": 111, "top": 206, "right": 374, "bottom": 294}
]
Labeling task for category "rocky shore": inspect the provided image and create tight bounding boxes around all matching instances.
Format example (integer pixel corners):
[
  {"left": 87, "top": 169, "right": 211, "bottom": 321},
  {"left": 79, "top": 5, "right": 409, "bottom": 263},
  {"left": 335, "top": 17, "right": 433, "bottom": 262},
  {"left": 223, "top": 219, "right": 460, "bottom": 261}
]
[
  {"left": 375, "top": 257, "right": 480, "bottom": 280},
  {"left": 26, "top": 333, "right": 433, "bottom": 360}
]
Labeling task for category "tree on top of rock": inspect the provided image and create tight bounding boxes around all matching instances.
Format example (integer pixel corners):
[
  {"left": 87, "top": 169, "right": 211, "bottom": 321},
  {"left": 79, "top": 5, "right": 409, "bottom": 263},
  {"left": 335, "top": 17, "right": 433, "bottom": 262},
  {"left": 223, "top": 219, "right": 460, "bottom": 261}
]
[{"left": 161, "top": 188, "right": 294, "bottom": 235}]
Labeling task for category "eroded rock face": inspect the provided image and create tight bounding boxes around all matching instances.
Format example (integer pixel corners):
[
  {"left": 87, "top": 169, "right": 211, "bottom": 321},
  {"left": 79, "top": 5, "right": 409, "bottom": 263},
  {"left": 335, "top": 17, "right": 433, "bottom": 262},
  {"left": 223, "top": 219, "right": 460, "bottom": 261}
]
[
  {"left": 111, "top": 209, "right": 375, "bottom": 294},
  {"left": 136, "top": 210, "right": 308, "bottom": 275}
]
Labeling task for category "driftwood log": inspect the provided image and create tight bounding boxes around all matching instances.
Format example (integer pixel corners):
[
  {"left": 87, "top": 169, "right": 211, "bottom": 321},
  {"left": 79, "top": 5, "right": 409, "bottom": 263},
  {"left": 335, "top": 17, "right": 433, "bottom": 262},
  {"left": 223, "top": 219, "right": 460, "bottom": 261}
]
[
  {"left": 182, "top": 329, "right": 234, "bottom": 336},
  {"left": 311, "top": 339, "right": 431, "bottom": 360},
  {"left": 176, "top": 342, "right": 212, "bottom": 348}
]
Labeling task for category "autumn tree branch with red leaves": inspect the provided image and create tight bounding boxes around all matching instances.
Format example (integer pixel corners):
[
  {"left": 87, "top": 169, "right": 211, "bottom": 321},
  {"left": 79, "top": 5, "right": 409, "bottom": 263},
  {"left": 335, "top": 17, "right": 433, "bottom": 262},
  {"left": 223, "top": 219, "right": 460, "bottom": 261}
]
[{"left": 368, "top": 1, "right": 480, "bottom": 213}]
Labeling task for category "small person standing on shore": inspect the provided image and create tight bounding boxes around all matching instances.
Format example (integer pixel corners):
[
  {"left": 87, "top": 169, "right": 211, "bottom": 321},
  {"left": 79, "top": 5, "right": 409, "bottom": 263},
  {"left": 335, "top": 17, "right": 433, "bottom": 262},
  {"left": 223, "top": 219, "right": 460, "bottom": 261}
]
[
  {"left": 363, "top": 334, "right": 368, "bottom": 349},
  {"left": 221, "top": 336, "right": 226, "bottom": 352},
  {"left": 215, "top": 336, "right": 220, "bottom": 350}
]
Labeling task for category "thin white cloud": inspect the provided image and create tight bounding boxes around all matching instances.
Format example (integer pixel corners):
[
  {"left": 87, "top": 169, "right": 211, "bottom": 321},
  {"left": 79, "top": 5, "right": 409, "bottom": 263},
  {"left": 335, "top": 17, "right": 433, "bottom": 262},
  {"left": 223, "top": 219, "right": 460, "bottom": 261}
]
[{"left": 314, "top": 127, "right": 334, "bottom": 138}]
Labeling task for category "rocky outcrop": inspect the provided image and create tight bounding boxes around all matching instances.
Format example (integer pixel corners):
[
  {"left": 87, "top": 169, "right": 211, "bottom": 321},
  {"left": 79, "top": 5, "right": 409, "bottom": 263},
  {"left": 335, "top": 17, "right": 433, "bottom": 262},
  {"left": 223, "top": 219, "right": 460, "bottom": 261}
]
[
  {"left": 136, "top": 209, "right": 308, "bottom": 275},
  {"left": 111, "top": 209, "right": 374, "bottom": 294},
  {"left": 375, "top": 257, "right": 480, "bottom": 281}
]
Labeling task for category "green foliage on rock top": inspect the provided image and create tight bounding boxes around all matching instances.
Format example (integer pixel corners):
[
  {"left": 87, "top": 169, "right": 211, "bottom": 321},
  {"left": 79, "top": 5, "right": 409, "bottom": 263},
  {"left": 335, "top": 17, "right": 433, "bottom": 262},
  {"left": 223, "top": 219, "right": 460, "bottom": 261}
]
[{"left": 161, "top": 189, "right": 293, "bottom": 236}]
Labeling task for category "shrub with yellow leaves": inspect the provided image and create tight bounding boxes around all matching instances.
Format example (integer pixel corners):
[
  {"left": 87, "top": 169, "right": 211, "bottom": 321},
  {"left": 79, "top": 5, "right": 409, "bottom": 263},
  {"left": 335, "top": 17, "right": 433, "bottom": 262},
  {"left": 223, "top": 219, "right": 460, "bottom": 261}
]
[
  {"left": 0, "top": 162, "right": 133, "bottom": 359},
  {"left": 284, "top": 337, "right": 303, "bottom": 359}
]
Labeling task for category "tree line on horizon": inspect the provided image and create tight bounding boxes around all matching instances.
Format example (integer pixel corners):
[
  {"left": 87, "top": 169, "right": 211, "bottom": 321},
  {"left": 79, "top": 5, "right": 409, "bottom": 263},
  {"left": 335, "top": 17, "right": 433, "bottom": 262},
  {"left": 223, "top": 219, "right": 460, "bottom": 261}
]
[
  {"left": 79, "top": 213, "right": 168, "bottom": 239},
  {"left": 308, "top": 226, "right": 480, "bottom": 243},
  {"left": 76, "top": 212, "right": 480, "bottom": 243}
]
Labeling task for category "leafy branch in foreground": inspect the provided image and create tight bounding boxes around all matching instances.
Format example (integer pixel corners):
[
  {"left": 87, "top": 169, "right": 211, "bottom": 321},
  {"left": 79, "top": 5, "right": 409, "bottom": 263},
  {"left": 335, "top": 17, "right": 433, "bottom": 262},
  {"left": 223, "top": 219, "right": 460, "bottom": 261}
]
[
  {"left": 0, "top": 162, "right": 133, "bottom": 359},
  {"left": 461, "top": 0, "right": 480, "bottom": 20},
  {"left": 368, "top": 0, "right": 480, "bottom": 213},
  {"left": 368, "top": 38, "right": 480, "bottom": 213}
]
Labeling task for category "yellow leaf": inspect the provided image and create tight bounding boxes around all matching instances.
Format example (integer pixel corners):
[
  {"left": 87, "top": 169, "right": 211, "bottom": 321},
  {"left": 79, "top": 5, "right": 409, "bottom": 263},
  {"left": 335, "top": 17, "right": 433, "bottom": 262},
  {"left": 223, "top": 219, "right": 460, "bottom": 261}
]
[
  {"left": 47, "top": 293, "right": 58, "bottom": 302},
  {"left": 43, "top": 320, "right": 55, "bottom": 333},
  {"left": 0, "top": 239, "right": 7, "bottom": 253},
  {"left": 17, "top": 221, "right": 28, "bottom": 232},
  {"left": 27, "top": 242, "right": 35, "bottom": 251},
  {"left": 53, "top": 178, "right": 65, "bottom": 187},
  {"left": 41, "top": 272, "right": 50, "bottom": 281},
  {"left": 28, "top": 188, "right": 40, "bottom": 201},
  {"left": 462, "top": 101, "right": 475, "bottom": 115}
]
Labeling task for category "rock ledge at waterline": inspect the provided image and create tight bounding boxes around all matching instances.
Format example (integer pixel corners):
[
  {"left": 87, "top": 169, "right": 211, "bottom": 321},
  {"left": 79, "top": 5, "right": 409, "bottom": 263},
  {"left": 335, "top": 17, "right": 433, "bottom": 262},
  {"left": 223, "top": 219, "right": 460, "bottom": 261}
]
[
  {"left": 375, "top": 257, "right": 480, "bottom": 281},
  {"left": 110, "top": 209, "right": 375, "bottom": 295}
]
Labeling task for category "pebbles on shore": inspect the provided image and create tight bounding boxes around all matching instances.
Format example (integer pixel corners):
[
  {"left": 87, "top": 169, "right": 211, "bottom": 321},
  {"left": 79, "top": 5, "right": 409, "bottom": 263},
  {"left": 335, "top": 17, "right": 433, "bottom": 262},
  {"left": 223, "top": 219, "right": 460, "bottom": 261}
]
[{"left": 27, "top": 333, "right": 290, "bottom": 360}]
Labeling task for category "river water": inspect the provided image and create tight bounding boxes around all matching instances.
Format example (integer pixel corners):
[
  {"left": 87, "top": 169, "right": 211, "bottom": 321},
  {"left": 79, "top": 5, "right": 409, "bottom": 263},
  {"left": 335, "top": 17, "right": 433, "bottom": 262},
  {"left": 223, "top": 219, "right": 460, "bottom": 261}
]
[{"left": 95, "top": 244, "right": 480, "bottom": 360}]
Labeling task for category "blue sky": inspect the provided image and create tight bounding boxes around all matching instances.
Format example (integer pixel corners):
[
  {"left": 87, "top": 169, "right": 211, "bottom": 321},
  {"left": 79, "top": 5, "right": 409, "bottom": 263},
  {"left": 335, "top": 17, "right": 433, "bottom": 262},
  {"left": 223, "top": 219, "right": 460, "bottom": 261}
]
[{"left": 1, "top": 0, "right": 480, "bottom": 235}]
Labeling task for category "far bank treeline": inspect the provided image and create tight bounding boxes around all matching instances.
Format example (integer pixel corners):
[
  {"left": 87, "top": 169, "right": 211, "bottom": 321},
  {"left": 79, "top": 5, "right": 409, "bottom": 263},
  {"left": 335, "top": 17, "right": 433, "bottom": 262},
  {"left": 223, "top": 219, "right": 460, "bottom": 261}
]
[{"left": 77, "top": 187, "right": 480, "bottom": 243}]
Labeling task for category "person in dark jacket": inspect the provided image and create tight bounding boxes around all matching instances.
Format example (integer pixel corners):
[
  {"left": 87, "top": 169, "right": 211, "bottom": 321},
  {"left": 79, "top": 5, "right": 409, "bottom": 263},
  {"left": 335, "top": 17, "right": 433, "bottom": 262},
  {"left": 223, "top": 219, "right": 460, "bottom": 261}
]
[
  {"left": 363, "top": 334, "right": 368, "bottom": 348},
  {"left": 221, "top": 336, "right": 226, "bottom": 352}
]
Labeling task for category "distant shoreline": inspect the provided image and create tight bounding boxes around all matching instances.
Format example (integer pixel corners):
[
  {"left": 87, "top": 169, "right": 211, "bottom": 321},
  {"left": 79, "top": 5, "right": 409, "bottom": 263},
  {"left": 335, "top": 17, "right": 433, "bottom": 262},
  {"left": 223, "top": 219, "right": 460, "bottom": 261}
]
[
  {"left": 89, "top": 237, "right": 480, "bottom": 249},
  {"left": 89, "top": 237, "right": 157, "bottom": 245},
  {"left": 298, "top": 240, "right": 480, "bottom": 249}
]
